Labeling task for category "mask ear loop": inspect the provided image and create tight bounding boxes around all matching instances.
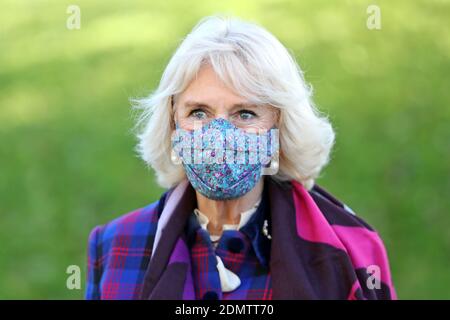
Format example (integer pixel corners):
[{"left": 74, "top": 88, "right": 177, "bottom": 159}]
[
  {"left": 170, "top": 130, "right": 183, "bottom": 165},
  {"left": 261, "top": 124, "right": 279, "bottom": 175}
]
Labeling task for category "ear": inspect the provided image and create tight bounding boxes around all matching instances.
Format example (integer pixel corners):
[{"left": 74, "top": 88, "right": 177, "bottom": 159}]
[
  {"left": 170, "top": 95, "right": 177, "bottom": 130},
  {"left": 273, "top": 106, "right": 281, "bottom": 127}
]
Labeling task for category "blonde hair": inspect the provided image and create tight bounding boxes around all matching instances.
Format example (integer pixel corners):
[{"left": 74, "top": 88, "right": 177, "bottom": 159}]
[{"left": 133, "top": 15, "right": 335, "bottom": 190}]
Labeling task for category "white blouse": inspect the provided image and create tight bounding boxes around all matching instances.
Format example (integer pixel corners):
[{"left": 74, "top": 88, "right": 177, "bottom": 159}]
[{"left": 193, "top": 198, "right": 261, "bottom": 292}]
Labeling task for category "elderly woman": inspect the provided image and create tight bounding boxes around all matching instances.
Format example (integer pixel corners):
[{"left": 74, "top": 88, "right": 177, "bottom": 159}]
[{"left": 86, "top": 16, "right": 396, "bottom": 300}]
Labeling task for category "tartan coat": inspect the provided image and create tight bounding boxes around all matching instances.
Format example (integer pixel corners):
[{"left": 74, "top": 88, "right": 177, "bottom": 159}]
[{"left": 86, "top": 177, "right": 396, "bottom": 300}]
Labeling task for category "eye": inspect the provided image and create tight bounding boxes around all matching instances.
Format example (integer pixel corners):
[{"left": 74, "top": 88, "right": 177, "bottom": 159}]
[
  {"left": 189, "top": 108, "right": 207, "bottom": 120},
  {"left": 238, "top": 109, "right": 257, "bottom": 120}
]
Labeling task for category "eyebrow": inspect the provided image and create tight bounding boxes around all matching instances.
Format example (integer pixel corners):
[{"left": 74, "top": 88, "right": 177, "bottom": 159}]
[{"left": 183, "top": 100, "right": 260, "bottom": 110}]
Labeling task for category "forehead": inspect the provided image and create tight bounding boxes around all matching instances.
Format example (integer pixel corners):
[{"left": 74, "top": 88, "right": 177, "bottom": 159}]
[{"left": 177, "top": 64, "right": 252, "bottom": 107}]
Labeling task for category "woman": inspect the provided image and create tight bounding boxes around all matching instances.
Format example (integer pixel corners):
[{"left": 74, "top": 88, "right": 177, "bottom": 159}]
[{"left": 86, "top": 15, "right": 396, "bottom": 300}]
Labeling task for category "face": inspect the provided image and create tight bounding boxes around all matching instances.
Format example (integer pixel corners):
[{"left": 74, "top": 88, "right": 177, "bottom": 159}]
[{"left": 173, "top": 64, "right": 279, "bottom": 132}]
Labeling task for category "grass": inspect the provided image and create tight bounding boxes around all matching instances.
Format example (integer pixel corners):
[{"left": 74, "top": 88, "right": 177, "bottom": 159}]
[{"left": 0, "top": 0, "right": 449, "bottom": 299}]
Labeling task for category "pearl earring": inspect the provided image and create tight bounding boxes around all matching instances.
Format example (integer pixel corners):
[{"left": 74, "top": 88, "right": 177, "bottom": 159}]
[
  {"left": 262, "top": 150, "right": 279, "bottom": 176},
  {"left": 171, "top": 149, "right": 182, "bottom": 165}
]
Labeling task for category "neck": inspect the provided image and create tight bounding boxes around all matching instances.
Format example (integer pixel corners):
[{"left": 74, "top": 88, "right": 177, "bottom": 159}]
[{"left": 196, "top": 178, "right": 264, "bottom": 237}]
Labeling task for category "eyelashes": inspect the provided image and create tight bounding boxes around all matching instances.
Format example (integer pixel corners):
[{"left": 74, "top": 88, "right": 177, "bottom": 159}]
[
  {"left": 238, "top": 109, "right": 257, "bottom": 120},
  {"left": 188, "top": 108, "right": 207, "bottom": 119},
  {"left": 188, "top": 108, "right": 258, "bottom": 120}
]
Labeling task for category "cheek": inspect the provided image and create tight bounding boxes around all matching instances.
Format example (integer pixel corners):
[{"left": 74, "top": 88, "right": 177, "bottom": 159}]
[
  {"left": 251, "top": 108, "right": 279, "bottom": 130},
  {"left": 263, "top": 109, "right": 279, "bottom": 128},
  {"left": 260, "top": 116, "right": 275, "bottom": 128},
  {"left": 247, "top": 115, "right": 277, "bottom": 131},
  {"left": 174, "top": 109, "right": 192, "bottom": 130},
  {"left": 176, "top": 118, "right": 195, "bottom": 130}
]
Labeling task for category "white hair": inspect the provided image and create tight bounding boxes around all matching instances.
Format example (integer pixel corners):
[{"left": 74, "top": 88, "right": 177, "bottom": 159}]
[{"left": 132, "top": 15, "right": 335, "bottom": 190}]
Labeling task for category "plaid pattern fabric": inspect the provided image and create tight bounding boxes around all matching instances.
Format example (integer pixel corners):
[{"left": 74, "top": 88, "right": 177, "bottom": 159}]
[
  {"left": 86, "top": 177, "right": 396, "bottom": 300},
  {"left": 189, "top": 228, "right": 272, "bottom": 300},
  {"left": 184, "top": 187, "right": 272, "bottom": 300},
  {"left": 86, "top": 189, "right": 273, "bottom": 300},
  {"left": 86, "top": 201, "right": 160, "bottom": 299}
]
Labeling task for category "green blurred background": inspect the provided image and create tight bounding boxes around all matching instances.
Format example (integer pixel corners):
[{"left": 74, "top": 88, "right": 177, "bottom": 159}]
[{"left": 1, "top": 0, "right": 449, "bottom": 299}]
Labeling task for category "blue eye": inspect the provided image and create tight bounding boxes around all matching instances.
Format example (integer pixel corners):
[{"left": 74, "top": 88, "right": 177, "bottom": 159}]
[
  {"left": 239, "top": 110, "right": 257, "bottom": 120},
  {"left": 190, "top": 109, "right": 207, "bottom": 119}
]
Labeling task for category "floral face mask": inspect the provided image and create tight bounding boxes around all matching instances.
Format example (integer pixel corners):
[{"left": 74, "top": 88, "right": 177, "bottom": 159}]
[{"left": 171, "top": 118, "right": 279, "bottom": 200}]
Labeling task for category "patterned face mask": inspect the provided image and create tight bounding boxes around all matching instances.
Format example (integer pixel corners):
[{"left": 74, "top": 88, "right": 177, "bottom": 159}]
[{"left": 172, "top": 118, "right": 279, "bottom": 200}]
